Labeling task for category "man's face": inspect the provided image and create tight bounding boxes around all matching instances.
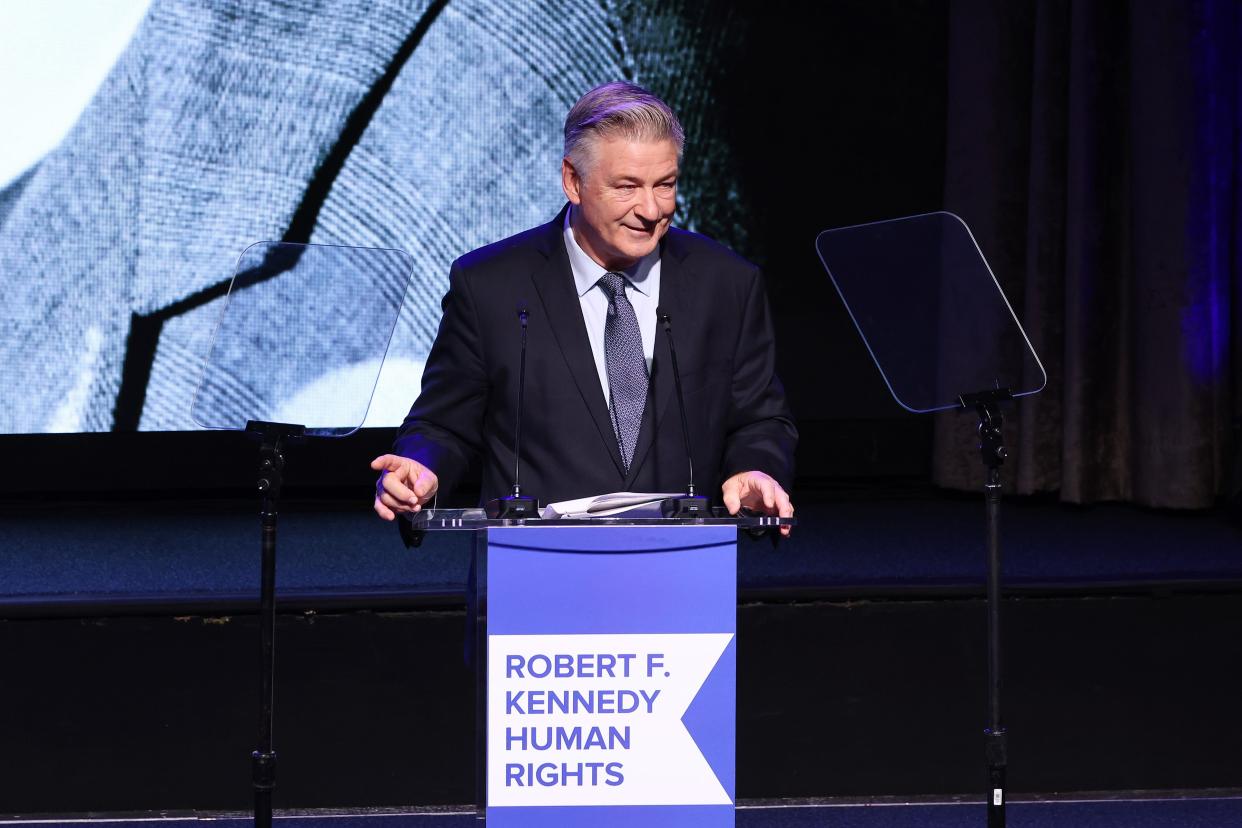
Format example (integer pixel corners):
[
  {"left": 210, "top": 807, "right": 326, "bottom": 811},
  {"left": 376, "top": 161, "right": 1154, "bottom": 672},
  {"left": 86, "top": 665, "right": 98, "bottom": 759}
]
[{"left": 562, "top": 136, "right": 678, "bottom": 271}]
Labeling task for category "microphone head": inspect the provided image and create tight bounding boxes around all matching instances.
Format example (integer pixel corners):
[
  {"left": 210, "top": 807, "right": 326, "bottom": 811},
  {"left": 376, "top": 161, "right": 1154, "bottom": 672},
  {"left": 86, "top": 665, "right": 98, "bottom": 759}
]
[
  {"left": 657, "top": 306, "right": 671, "bottom": 326},
  {"left": 515, "top": 301, "right": 529, "bottom": 324}
]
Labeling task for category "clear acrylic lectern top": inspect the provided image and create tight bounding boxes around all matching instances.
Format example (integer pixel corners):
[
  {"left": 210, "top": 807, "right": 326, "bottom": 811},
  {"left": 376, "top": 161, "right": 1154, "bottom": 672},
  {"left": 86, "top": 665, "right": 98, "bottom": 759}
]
[
  {"left": 191, "top": 241, "right": 414, "bottom": 437},
  {"left": 406, "top": 508, "right": 794, "bottom": 531},
  {"left": 815, "top": 212, "right": 1046, "bottom": 412}
]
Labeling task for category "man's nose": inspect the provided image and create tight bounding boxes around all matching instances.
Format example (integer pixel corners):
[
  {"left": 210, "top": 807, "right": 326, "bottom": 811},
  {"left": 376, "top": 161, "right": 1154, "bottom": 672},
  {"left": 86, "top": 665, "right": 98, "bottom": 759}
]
[{"left": 633, "top": 188, "right": 660, "bottom": 223}]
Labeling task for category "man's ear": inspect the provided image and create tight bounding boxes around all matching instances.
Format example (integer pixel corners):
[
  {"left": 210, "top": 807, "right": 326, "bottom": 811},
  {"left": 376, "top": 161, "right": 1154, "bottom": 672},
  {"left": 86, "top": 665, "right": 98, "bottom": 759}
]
[{"left": 561, "top": 158, "right": 583, "bottom": 205}]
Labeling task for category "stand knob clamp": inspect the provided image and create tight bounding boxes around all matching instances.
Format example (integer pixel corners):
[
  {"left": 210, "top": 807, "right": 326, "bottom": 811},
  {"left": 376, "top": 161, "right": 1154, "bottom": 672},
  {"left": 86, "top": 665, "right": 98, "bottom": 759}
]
[
  {"left": 961, "top": 389, "right": 1012, "bottom": 473},
  {"left": 257, "top": 448, "right": 285, "bottom": 500},
  {"left": 252, "top": 749, "right": 277, "bottom": 791}
]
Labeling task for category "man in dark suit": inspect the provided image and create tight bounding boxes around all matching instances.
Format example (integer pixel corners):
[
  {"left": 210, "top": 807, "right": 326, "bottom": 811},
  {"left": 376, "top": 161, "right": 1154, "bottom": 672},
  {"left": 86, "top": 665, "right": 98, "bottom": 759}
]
[{"left": 372, "top": 82, "right": 796, "bottom": 530}]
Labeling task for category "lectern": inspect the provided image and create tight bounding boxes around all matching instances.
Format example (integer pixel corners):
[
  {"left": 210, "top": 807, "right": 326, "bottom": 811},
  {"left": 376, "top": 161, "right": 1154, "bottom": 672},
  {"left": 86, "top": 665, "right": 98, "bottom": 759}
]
[{"left": 407, "top": 509, "right": 793, "bottom": 827}]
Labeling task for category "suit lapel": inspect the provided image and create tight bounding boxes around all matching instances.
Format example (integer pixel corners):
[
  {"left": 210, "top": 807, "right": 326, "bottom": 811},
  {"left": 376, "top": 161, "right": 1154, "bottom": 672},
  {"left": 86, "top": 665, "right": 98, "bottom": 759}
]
[
  {"left": 529, "top": 207, "right": 627, "bottom": 479},
  {"left": 623, "top": 230, "right": 691, "bottom": 489}
]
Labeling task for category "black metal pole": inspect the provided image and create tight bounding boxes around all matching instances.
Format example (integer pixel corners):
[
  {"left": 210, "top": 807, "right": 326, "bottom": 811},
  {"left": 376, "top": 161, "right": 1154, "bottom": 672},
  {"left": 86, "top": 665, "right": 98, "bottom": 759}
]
[
  {"left": 984, "top": 464, "right": 1007, "bottom": 828},
  {"left": 253, "top": 438, "right": 281, "bottom": 828},
  {"left": 959, "top": 391, "right": 1010, "bottom": 827},
  {"left": 245, "top": 421, "right": 302, "bottom": 828}
]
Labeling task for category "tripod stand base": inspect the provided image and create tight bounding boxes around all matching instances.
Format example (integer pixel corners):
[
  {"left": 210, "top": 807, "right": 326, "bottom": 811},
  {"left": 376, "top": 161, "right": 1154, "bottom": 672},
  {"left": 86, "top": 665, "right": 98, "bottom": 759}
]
[
  {"left": 987, "top": 764, "right": 1007, "bottom": 825},
  {"left": 986, "top": 726, "right": 1007, "bottom": 825},
  {"left": 253, "top": 748, "right": 276, "bottom": 828}
]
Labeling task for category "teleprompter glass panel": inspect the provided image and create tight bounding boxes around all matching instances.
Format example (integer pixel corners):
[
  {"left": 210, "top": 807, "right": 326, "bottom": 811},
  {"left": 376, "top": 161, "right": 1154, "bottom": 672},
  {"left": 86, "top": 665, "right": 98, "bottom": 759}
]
[
  {"left": 191, "top": 241, "right": 414, "bottom": 436},
  {"left": 815, "top": 212, "right": 1046, "bottom": 413}
]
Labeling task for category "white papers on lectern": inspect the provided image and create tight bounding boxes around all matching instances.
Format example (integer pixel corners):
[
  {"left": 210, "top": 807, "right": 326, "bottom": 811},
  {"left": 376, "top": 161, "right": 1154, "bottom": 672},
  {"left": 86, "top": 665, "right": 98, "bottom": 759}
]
[{"left": 541, "top": 492, "right": 681, "bottom": 519}]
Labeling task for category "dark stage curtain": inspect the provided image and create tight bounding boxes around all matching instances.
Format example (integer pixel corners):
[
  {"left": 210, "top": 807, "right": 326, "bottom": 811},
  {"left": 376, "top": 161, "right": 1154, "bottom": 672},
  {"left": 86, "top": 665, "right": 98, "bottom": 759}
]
[{"left": 933, "top": 0, "right": 1242, "bottom": 508}]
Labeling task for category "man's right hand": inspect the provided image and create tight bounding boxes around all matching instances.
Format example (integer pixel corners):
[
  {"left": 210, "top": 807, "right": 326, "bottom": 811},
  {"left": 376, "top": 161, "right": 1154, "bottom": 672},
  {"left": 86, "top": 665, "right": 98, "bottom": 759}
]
[{"left": 371, "top": 454, "right": 440, "bottom": 521}]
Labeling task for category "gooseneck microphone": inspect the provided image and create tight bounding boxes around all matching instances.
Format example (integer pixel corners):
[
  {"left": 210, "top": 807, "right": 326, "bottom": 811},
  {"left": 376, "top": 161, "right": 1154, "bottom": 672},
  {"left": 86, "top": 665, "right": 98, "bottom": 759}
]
[
  {"left": 485, "top": 305, "right": 539, "bottom": 518},
  {"left": 658, "top": 309, "right": 709, "bottom": 518},
  {"left": 513, "top": 307, "right": 529, "bottom": 493}
]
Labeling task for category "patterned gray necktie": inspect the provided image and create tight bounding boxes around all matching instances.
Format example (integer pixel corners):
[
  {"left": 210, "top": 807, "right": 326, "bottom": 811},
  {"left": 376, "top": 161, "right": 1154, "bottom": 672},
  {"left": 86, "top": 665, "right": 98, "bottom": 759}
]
[{"left": 597, "top": 271, "right": 648, "bottom": 471}]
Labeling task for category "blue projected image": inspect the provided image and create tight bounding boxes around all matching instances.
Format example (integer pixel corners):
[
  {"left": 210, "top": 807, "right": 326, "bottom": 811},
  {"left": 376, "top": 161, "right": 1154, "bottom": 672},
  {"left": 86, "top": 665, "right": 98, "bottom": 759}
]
[{"left": 0, "top": 0, "right": 747, "bottom": 434}]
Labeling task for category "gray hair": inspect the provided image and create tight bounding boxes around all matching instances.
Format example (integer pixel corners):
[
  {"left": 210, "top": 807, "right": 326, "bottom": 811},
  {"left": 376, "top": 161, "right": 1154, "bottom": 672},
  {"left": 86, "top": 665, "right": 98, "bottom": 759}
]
[{"left": 563, "top": 81, "right": 685, "bottom": 175}]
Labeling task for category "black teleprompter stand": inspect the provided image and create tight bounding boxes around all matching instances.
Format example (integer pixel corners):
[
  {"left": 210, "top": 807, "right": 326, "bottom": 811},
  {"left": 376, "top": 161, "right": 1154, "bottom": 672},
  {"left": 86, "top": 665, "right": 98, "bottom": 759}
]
[
  {"left": 958, "top": 389, "right": 1011, "bottom": 828},
  {"left": 245, "top": 419, "right": 306, "bottom": 828},
  {"left": 814, "top": 211, "right": 1046, "bottom": 827}
]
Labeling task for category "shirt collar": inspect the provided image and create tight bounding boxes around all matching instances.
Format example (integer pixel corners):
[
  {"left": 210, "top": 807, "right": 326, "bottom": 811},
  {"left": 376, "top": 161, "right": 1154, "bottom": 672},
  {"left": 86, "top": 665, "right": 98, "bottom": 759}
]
[{"left": 563, "top": 205, "right": 659, "bottom": 298}]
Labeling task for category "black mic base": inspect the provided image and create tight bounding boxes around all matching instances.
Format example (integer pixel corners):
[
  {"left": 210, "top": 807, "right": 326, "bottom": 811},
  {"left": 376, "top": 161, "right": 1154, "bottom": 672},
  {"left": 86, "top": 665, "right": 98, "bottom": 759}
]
[
  {"left": 485, "top": 495, "right": 539, "bottom": 519},
  {"left": 661, "top": 495, "right": 710, "bottom": 518}
]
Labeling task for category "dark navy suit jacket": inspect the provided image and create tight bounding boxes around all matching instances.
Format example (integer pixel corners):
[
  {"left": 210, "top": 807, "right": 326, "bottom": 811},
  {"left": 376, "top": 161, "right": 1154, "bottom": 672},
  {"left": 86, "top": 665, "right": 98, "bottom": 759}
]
[{"left": 394, "top": 206, "right": 797, "bottom": 505}]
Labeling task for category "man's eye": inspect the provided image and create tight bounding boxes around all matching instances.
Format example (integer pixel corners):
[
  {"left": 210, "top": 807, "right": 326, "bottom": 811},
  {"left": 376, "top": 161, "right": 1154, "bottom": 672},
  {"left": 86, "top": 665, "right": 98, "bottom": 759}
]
[{"left": 658, "top": 183, "right": 676, "bottom": 191}]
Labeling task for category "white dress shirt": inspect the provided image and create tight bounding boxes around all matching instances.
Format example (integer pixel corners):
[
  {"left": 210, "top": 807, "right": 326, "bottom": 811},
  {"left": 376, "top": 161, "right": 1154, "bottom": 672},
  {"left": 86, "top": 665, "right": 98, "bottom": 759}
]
[{"left": 562, "top": 207, "right": 661, "bottom": 403}]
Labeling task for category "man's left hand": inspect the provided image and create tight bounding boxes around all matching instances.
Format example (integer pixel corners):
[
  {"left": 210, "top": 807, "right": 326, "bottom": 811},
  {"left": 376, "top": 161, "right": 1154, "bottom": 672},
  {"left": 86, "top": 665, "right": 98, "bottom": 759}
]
[{"left": 722, "top": 470, "right": 794, "bottom": 537}]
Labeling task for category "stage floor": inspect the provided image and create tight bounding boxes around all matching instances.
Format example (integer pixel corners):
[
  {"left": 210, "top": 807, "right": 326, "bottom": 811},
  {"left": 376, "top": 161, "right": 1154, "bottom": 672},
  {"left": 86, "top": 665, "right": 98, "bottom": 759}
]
[{"left": 10, "top": 793, "right": 1242, "bottom": 828}]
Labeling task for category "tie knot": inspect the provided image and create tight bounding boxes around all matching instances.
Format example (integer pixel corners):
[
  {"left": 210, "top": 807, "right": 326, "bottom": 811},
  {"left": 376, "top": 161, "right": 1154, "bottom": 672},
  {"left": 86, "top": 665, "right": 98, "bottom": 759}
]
[{"left": 597, "top": 271, "right": 628, "bottom": 301}]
